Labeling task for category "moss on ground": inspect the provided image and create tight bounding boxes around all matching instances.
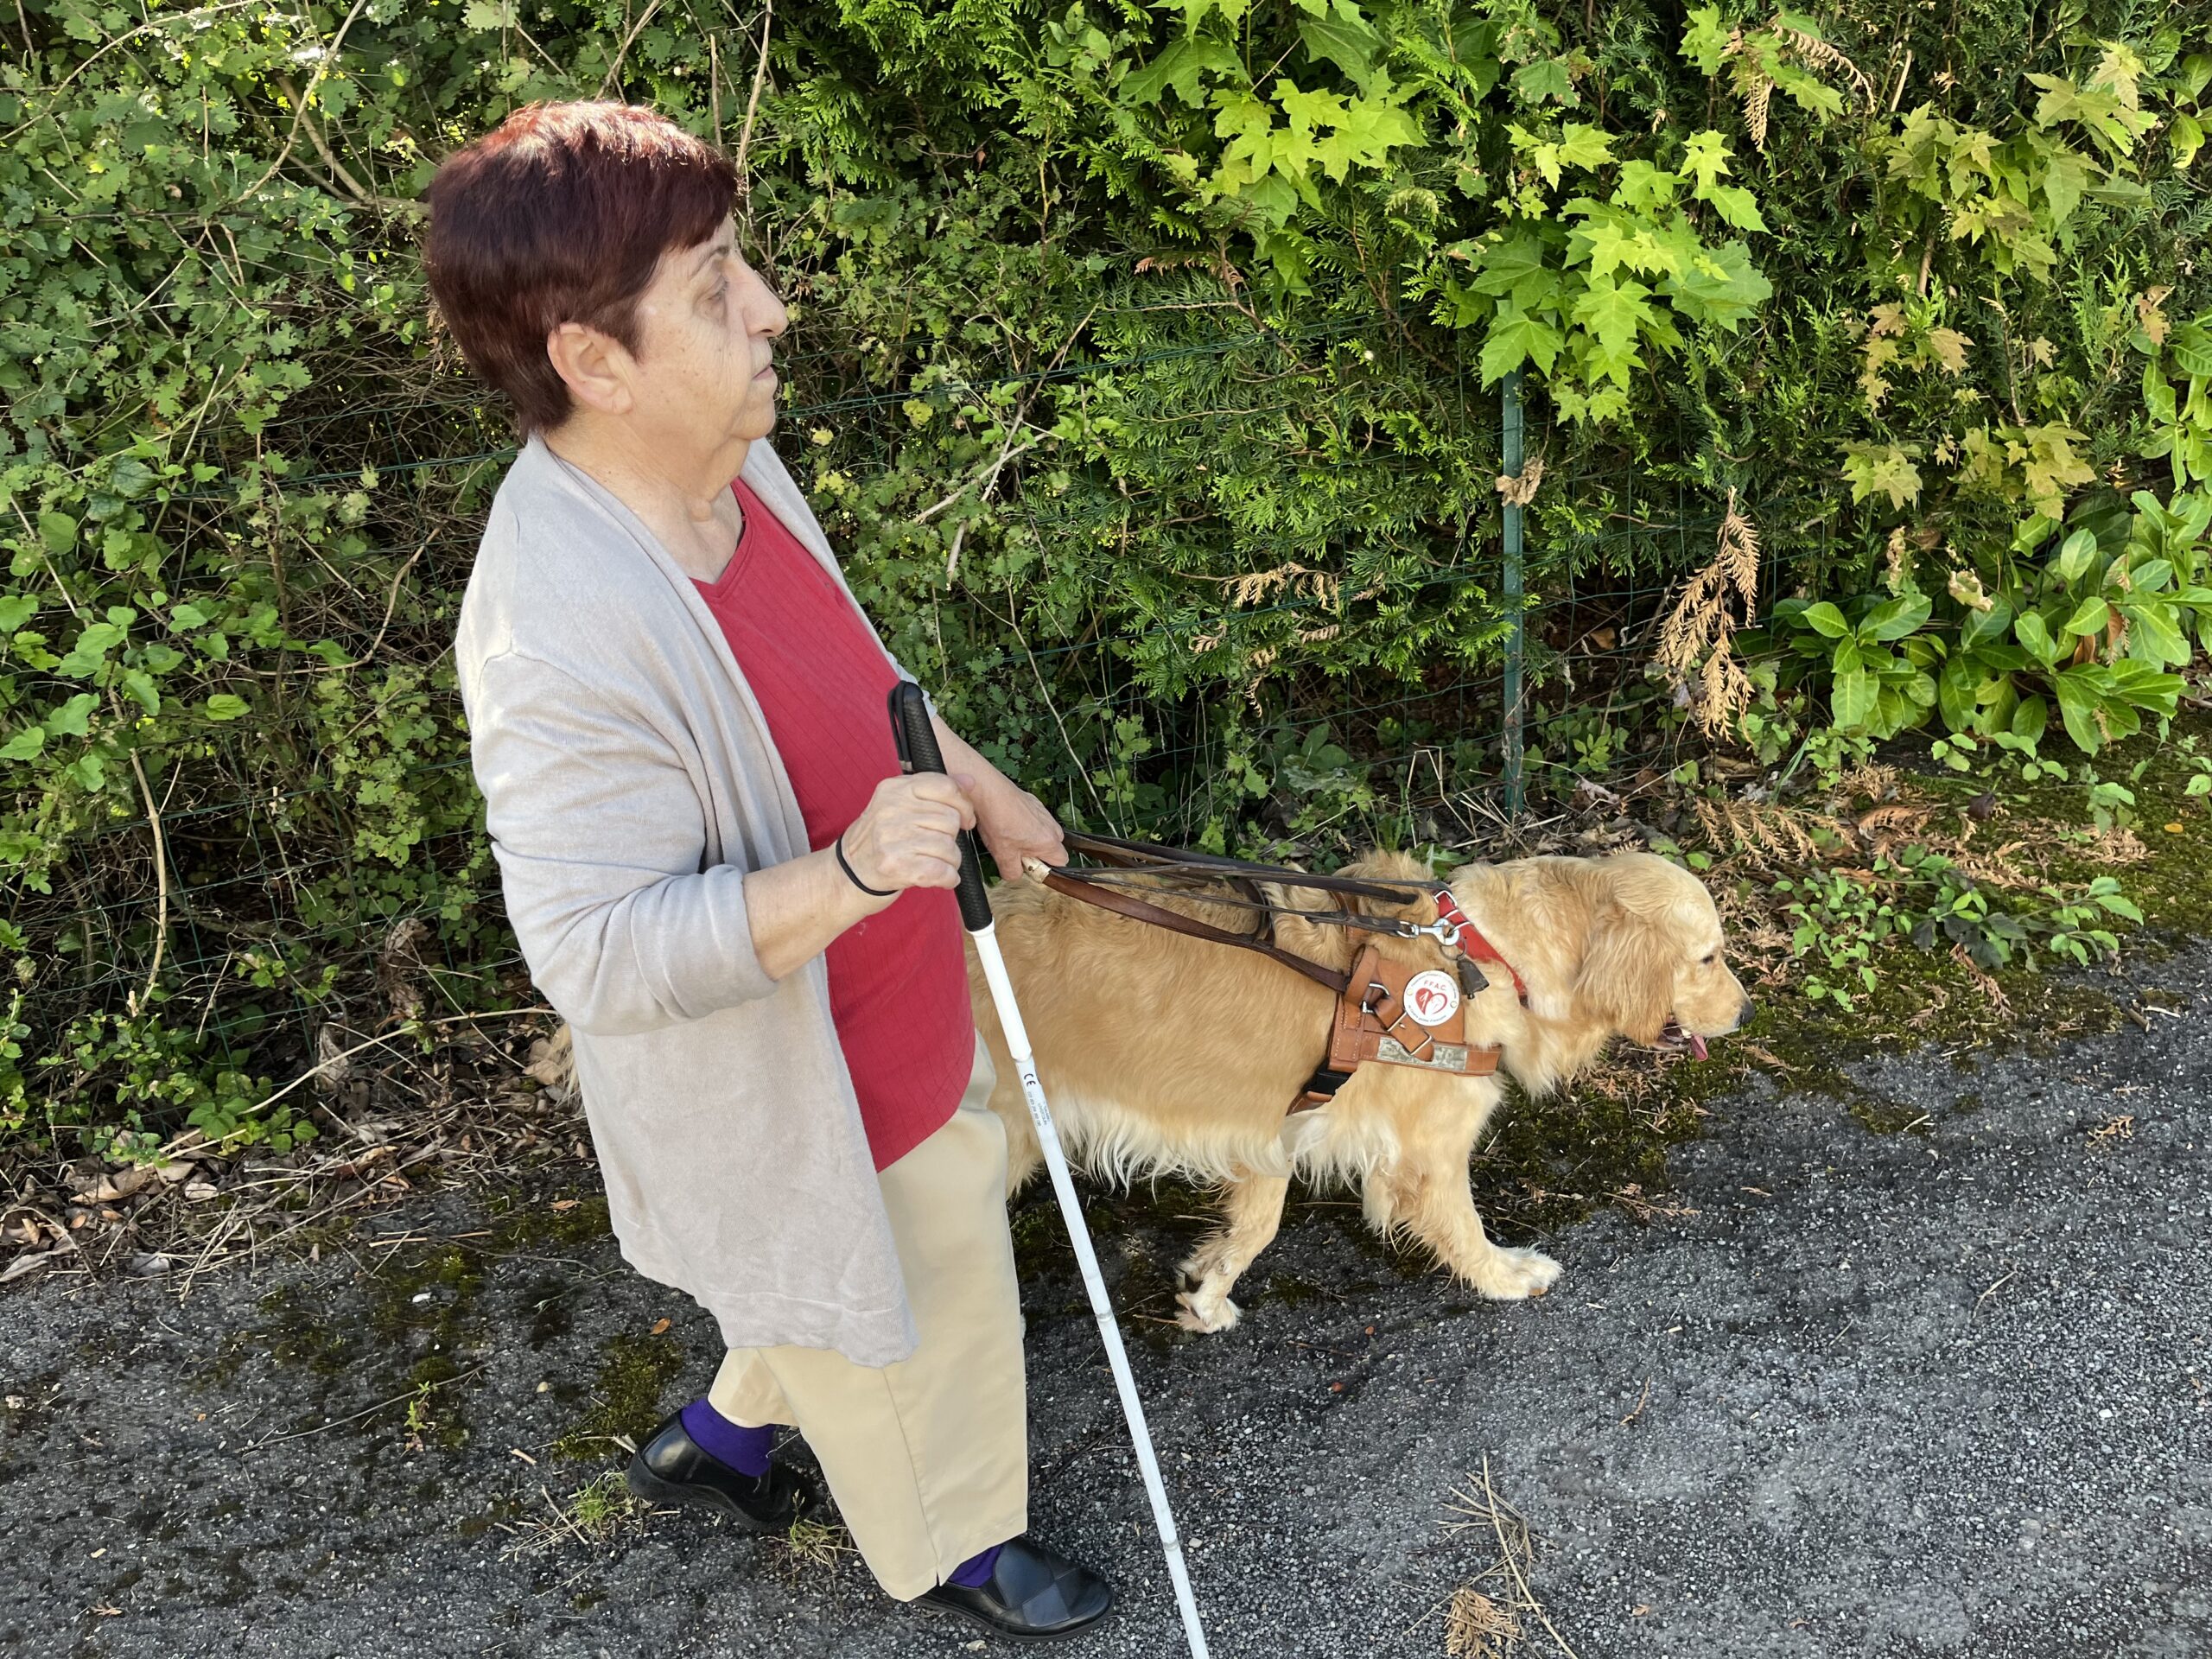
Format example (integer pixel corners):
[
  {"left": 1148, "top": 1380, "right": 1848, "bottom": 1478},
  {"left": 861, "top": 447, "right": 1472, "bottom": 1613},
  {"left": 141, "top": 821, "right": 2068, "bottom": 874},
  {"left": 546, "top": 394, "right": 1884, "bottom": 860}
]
[{"left": 550, "top": 1332, "right": 684, "bottom": 1463}]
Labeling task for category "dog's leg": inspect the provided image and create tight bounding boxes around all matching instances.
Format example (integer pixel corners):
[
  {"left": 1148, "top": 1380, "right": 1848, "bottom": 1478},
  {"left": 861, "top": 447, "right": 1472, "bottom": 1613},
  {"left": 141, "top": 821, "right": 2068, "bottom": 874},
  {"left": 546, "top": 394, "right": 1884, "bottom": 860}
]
[
  {"left": 1394, "top": 1171, "right": 1561, "bottom": 1300},
  {"left": 1175, "top": 1170, "right": 1291, "bottom": 1333}
]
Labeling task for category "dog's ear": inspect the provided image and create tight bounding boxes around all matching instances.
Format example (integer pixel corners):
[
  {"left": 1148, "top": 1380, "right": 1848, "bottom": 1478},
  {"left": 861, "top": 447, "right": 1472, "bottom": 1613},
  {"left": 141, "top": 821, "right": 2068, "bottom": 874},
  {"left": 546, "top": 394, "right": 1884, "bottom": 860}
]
[{"left": 1573, "top": 902, "right": 1673, "bottom": 1046}]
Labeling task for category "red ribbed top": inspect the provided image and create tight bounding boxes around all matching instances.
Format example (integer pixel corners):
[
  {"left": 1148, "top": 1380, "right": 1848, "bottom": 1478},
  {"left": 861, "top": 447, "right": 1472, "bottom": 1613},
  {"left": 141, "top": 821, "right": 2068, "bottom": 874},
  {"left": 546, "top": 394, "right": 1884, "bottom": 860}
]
[{"left": 694, "top": 480, "right": 975, "bottom": 1170}]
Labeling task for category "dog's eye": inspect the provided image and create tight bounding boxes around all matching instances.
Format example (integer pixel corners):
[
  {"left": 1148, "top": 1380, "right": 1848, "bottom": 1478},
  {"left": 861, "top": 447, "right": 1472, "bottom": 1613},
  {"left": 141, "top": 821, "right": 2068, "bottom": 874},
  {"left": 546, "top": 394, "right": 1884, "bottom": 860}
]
[{"left": 1701, "top": 952, "right": 1718, "bottom": 966}]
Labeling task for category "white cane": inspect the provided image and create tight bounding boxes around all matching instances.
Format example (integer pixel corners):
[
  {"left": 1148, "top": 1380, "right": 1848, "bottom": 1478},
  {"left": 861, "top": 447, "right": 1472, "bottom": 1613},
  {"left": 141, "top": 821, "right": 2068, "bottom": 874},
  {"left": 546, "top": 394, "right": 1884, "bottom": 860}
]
[{"left": 889, "top": 683, "right": 1211, "bottom": 1659}]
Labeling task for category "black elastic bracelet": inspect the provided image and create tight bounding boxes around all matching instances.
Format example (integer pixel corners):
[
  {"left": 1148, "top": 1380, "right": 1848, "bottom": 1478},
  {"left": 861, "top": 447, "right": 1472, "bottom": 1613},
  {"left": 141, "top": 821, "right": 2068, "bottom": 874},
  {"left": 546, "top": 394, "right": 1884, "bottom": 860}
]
[{"left": 834, "top": 835, "right": 897, "bottom": 899}]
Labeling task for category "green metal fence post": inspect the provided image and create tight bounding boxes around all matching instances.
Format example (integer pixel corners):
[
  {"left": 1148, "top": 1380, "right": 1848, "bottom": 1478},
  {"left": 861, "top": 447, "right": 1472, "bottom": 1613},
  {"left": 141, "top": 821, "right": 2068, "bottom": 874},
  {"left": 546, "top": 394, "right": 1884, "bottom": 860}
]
[{"left": 1501, "top": 368, "right": 1525, "bottom": 817}]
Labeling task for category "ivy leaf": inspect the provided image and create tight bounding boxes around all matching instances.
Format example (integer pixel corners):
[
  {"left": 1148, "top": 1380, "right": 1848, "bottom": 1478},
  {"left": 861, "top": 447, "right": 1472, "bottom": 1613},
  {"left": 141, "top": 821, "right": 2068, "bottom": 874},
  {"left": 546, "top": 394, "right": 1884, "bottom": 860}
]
[
  {"left": 1478, "top": 308, "right": 1565, "bottom": 384},
  {"left": 0, "top": 725, "right": 44, "bottom": 762},
  {"left": 122, "top": 669, "right": 161, "bottom": 715},
  {"left": 57, "top": 621, "right": 124, "bottom": 679},
  {"left": 168, "top": 602, "right": 208, "bottom": 631},
  {"left": 461, "top": 0, "right": 516, "bottom": 25},
  {"left": 205, "top": 694, "right": 251, "bottom": 722},
  {"left": 45, "top": 693, "right": 98, "bottom": 738},
  {"left": 39, "top": 512, "right": 77, "bottom": 555},
  {"left": 108, "top": 456, "right": 156, "bottom": 499},
  {"left": 0, "top": 594, "right": 37, "bottom": 632}
]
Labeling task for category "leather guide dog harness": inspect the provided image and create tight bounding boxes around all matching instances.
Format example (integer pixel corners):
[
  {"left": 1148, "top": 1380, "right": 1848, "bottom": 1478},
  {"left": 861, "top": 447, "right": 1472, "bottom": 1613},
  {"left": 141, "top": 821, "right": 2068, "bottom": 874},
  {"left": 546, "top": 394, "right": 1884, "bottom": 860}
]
[{"left": 1040, "top": 833, "right": 1525, "bottom": 1115}]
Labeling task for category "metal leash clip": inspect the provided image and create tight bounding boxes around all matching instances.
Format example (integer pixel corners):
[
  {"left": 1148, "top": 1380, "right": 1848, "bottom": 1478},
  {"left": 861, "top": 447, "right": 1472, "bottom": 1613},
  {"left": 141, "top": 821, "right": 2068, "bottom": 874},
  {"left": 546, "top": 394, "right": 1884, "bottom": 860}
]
[{"left": 1406, "top": 915, "right": 1462, "bottom": 949}]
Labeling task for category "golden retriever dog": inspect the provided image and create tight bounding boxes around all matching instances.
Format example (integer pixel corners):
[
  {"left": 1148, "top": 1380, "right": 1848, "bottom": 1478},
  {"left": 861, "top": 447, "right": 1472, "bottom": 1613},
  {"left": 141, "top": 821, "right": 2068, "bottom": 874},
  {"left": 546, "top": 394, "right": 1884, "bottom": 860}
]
[{"left": 968, "top": 850, "right": 1751, "bottom": 1332}]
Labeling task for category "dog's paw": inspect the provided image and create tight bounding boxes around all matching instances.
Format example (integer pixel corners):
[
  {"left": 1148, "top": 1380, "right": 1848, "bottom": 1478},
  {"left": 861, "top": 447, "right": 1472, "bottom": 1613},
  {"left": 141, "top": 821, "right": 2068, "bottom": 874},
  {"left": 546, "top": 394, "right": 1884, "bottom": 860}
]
[
  {"left": 1174, "top": 1287, "right": 1242, "bottom": 1333},
  {"left": 1471, "top": 1246, "right": 1563, "bottom": 1301}
]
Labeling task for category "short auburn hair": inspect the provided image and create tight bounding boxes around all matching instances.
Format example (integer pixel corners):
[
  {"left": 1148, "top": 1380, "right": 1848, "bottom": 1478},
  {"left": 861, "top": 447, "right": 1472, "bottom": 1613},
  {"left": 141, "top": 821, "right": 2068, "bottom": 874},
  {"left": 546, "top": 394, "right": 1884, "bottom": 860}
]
[{"left": 423, "top": 102, "right": 739, "bottom": 436}]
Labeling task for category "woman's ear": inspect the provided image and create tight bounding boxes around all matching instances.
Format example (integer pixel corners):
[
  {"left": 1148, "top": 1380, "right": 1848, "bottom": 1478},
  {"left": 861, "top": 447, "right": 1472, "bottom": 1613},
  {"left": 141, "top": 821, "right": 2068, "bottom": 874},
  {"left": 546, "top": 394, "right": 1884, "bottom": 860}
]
[
  {"left": 545, "top": 321, "right": 635, "bottom": 418},
  {"left": 1573, "top": 903, "right": 1672, "bottom": 1046}
]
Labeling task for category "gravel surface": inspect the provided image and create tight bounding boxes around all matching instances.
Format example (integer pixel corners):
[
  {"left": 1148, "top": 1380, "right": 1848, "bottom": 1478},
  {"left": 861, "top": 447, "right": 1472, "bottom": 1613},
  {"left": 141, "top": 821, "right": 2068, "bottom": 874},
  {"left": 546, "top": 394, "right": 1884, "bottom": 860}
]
[{"left": 5, "top": 950, "right": 2209, "bottom": 1659}]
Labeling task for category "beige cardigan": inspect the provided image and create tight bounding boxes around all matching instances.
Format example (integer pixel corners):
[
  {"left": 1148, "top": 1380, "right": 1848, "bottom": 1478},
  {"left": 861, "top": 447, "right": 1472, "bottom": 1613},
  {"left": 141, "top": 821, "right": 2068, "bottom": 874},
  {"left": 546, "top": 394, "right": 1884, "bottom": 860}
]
[{"left": 455, "top": 434, "right": 925, "bottom": 1365}]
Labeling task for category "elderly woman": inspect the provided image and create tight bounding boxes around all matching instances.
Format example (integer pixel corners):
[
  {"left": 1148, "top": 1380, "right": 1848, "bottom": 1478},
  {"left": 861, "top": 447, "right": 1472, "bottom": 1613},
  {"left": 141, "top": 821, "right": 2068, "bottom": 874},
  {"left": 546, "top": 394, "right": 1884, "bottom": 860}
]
[{"left": 423, "top": 102, "right": 1111, "bottom": 1640}]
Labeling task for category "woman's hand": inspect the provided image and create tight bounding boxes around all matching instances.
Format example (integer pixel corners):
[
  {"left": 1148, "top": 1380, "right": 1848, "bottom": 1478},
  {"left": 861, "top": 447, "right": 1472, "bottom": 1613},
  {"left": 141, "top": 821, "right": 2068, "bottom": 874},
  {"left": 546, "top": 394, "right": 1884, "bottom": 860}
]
[
  {"left": 963, "top": 770, "right": 1068, "bottom": 883},
  {"left": 836, "top": 773, "right": 978, "bottom": 898},
  {"left": 927, "top": 711, "right": 1067, "bottom": 880}
]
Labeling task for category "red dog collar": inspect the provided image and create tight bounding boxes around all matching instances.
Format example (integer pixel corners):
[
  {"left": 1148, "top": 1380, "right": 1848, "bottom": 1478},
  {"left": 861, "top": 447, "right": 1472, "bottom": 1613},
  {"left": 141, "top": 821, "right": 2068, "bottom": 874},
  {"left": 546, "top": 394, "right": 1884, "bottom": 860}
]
[{"left": 1435, "top": 890, "right": 1528, "bottom": 1004}]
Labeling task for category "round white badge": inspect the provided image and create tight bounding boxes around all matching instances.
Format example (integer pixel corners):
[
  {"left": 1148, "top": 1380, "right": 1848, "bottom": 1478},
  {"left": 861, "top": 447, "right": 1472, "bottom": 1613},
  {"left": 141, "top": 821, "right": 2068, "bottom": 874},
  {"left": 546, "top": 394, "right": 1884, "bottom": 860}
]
[{"left": 1403, "top": 969, "right": 1462, "bottom": 1027}]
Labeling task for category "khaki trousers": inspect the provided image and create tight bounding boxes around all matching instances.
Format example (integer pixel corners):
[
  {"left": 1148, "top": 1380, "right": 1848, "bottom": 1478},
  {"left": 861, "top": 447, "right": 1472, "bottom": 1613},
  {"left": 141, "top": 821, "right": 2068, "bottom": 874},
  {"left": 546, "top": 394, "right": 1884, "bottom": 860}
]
[{"left": 708, "top": 1040, "right": 1028, "bottom": 1599}]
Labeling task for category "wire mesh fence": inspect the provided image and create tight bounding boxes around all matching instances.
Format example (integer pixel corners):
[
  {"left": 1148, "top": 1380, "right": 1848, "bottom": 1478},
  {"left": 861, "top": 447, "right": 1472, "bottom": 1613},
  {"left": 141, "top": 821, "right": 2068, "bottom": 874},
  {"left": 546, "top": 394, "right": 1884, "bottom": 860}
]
[{"left": 10, "top": 319, "right": 1841, "bottom": 1125}]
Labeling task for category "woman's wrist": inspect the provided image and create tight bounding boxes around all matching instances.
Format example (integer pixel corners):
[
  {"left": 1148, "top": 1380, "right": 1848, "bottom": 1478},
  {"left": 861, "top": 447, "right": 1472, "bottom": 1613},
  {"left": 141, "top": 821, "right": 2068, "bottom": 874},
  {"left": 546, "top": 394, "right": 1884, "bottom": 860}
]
[{"left": 833, "top": 832, "right": 896, "bottom": 899}]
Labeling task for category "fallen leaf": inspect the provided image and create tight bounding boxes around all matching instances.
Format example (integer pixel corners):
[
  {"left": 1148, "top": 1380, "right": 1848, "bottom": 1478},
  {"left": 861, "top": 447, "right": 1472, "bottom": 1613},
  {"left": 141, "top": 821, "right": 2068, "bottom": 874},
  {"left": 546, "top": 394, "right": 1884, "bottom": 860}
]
[
  {"left": 2164, "top": 822, "right": 2184, "bottom": 835},
  {"left": 650, "top": 1318, "right": 671, "bottom": 1336},
  {"left": 182, "top": 1180, "right": 220, "bottom": 1203},
  {"left": 1632, "top": 1604, "right": 1652, "bottom": 1616},
  {"left": 550, "top": 1198, "right": 578, "bottom": 1212},
  {"left": 1, "top": 1238, "right": 78, "bottom": 1284}
]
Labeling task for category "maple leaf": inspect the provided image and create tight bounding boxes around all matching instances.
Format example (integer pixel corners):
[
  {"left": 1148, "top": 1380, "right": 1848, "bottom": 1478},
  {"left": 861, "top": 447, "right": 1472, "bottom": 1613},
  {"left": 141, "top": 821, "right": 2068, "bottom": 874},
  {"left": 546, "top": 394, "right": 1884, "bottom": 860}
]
[
  {"left": 1612, "top": 161, "right": 1680, "bottom": 212},
  {"left": 1468, "top": 232, "right": 1559, "bottom": 308},
  {"left": 1479, "top": 306, "right": 1566, "bottom": 384},
  {"left": 1681, "top": 129, "right": 1733, "bottom": 193},
  {"left": 1926, "top": 327, "right": 1972, "bottom": 373},
  {"left": 1572, "top": 275, "right": 1658, "bottom": 362},
  {"left": 1662, "top": 238, "right": 1771, "bottom": 329},
  {"left": 1842, "top": 442, "right": 1924, "bottom": 509}
]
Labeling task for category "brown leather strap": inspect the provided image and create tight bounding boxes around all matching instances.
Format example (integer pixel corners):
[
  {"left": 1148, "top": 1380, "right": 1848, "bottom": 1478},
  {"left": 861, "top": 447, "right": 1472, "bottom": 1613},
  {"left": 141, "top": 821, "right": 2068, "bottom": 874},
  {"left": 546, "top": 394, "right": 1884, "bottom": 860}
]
[
  {"left": 1041, "top": 873, "right": 1350, "bottom": 996},
  {"left": 1059, "top": 830, "right": 1431, "bottom": 905}
]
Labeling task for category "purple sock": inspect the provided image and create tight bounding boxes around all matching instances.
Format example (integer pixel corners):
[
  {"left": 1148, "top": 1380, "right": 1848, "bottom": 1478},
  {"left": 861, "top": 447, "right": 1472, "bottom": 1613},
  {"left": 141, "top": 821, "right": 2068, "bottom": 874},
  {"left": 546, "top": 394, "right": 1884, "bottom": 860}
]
[
  {"left": 679, "top": 1396, "right": 775, "bottom": 1479},
  {"left": 947, "top": 1542, "right": 1005, "bottom": 1589}
]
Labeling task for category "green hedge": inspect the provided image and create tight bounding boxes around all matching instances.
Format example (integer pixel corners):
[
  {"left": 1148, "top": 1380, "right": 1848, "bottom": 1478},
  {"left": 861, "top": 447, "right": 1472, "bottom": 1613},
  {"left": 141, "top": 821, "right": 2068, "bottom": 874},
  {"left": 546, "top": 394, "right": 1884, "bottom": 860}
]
[{"left": 2, "top": 0, "right": 2205, "bottom": 1153}]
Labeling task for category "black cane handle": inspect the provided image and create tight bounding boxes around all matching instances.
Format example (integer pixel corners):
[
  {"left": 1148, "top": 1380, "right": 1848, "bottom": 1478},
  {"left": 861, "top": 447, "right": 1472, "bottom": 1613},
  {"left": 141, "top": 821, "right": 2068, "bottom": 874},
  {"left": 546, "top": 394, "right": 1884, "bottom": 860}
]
[{"left": 887, "top": 682, "right": 994, "bottom": 933}]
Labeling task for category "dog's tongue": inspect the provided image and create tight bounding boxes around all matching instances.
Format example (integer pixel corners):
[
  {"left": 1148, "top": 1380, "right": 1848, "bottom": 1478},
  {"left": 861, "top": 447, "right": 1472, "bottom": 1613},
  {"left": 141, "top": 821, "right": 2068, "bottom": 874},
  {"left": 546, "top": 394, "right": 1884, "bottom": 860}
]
[{"left": 1688, "top": 1033, "right": 1708, "bottom": 1061}]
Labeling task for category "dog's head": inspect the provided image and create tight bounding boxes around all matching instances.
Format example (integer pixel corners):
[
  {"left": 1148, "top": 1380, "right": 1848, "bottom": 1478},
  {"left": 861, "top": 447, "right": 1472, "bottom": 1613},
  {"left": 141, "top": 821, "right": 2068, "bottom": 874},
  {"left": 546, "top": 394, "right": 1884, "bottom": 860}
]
[{"left": 1564, "top": 852, "right": 1751, "bottom": 1056}]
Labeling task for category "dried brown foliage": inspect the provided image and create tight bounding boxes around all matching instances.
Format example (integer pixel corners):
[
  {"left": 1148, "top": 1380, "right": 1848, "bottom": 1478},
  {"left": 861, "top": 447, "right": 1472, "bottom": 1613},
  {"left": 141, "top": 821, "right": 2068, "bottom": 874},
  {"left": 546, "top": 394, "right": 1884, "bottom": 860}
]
[
  {"left": 1493, "top": 458, "right": 1545, "bottom": 508},
  {"left": 1655, "top": 491, "right": 1761, "bottom": 738}
]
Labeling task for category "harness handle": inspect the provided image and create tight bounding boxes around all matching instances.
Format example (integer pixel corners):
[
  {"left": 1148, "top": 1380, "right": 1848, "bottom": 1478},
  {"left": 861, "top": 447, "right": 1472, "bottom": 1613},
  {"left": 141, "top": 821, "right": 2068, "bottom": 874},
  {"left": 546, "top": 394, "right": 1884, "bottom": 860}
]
[{"left": 887, "top": 682, "right": 995, "bottom": 934}]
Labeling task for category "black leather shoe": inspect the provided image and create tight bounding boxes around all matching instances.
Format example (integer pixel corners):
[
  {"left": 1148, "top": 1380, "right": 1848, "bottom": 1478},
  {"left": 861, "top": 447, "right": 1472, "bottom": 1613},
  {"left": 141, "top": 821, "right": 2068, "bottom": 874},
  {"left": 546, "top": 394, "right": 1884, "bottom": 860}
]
[
  {"left": 918, "top": 1535, "right": 1115, "bottom": 1642},
  {"left": 624, "top": 1409, "right": 814, "bottom": 1534}
]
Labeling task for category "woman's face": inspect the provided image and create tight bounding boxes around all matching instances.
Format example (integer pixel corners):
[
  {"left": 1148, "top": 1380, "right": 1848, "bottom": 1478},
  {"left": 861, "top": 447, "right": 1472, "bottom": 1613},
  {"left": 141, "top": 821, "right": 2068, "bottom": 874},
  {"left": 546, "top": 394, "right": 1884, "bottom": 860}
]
[{"left": 623, "top": 215, "right": 788, "bottom": 451}]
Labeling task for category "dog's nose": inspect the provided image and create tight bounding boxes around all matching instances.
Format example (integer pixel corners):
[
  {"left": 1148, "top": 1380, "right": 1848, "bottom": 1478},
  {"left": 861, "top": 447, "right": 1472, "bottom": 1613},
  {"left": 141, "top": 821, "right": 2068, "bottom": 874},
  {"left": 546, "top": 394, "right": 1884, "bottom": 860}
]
[{"left": 1736, "top": 997, "right": 1757, "bottom": 1028}]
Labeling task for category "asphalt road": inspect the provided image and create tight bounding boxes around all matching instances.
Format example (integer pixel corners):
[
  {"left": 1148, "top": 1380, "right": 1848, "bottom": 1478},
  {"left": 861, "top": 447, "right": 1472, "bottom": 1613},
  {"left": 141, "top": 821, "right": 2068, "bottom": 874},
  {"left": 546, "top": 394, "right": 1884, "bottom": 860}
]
[{"left": 5, "top": 949, "right": 2209, "bottom": 1659}]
